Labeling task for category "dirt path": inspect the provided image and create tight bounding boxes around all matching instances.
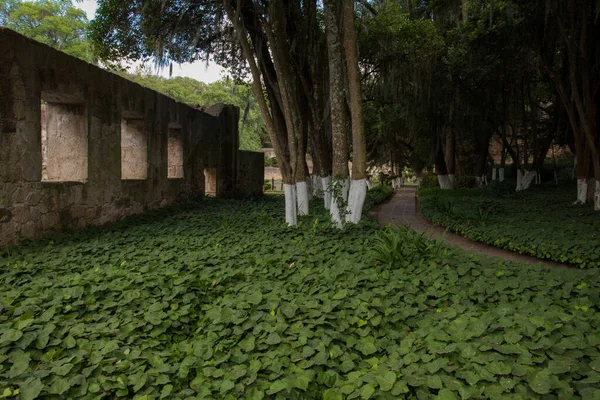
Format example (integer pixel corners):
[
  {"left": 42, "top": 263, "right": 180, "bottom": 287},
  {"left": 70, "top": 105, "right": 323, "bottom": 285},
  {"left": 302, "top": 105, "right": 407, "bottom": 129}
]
[{"left": 371, "top": 186, "right": 567, "bottom": 268}]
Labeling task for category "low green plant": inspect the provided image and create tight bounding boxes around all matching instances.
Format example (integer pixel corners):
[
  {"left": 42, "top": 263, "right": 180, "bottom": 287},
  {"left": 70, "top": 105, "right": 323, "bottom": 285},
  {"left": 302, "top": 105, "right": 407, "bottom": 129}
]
[
  {"left": 363, "top": 184, "right": 394, "bottom": 211},
  {"left": 420, "top": 184, "right": 600, "bottom": 268},
  {"left": 1, "top": 196, "right": 599, "bottom": 399},
  {"left": 263, "top": 180, "right": 272, "bottom": 191},
  {"left": 372, "top": 226, "right": 447, "bottom": 267}
]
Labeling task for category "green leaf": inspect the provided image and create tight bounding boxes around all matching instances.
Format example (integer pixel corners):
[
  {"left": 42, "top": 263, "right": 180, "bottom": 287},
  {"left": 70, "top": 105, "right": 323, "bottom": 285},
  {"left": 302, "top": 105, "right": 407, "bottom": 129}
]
[
  {"left": 267, "top": 379, "right": 288, "bottom": 395},
  {"left": 291, "top": 373, "right": 311, "bottom": 391},
  {"left": 19, "top": 378, "right": 44, "bottom": 400},
  {"left": 220, "top": 380, "right": 235, "bottom": 394},
  {"left": 529, "top": 371, "right": 552, "bottom": 394},
  {"left": 160, "top": 385, "right": 173, "bottom": 399},
  {"left": 436, "top": 388, "right": 458, "bottom": 400},
  {"left": 131, "top": 372, "right": 147, "bottom": 392},
  {"left": 9, "top": 350, "right": 30, "bottom": 378},
  {"left": 240, "top": 335, "right": 255, "bottom": 351},
  {"left": 360, "top": 383, "right": 375, "bottom": 399},
  {"left": 247, "top": 291, "right": 263, "bottom": 305},
  {"left": 48, "top": 378, "right": 71, "bottom": 395},
  {"left": 1, "top": 329, "right": 23, "bottom": 343},
  {"left": 485, "top": 361, "right": 511, "bottom": 375},
  {"left": 376, "top": 371, "right": 397, "bottom": 391},
  {"left": 51, "top": 363, "right": 74, "bottom": 376},
  {"left": 332, "top": 289, "right": 348, "bottom": 300},
  {"left": 88, "top": 383, "right": 101, "bottom": 394},
  {"left": 357, "top": 338, "right": 377, "bottom": 355},
  {"left": 427, "top": 375, "right": 443, "bottom": 389},
  {"left": 548, "top": 359, "right": 570, "bottom": 374},
  {"left": 265, "top": 332, "right": 282, "bottom": 345}
]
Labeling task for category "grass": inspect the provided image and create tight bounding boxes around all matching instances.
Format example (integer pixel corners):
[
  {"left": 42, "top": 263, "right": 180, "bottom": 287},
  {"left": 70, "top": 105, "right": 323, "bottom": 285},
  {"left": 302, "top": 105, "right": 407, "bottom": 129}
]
[
  {"left": 419, "top": 183, "right": 600, "bottom": 268},
  {"left": 0, "top": 190, "right": 599, "bottom": 399}
]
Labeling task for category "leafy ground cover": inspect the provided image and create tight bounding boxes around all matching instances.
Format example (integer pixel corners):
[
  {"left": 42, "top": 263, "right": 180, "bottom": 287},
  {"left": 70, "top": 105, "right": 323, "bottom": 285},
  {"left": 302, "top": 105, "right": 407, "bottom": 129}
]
[
  {"left": 1, "top": 191, "right": 600, "bottom": 399},
  {"left": 419, "top": 184, "right": 600, "bottom": 268}
]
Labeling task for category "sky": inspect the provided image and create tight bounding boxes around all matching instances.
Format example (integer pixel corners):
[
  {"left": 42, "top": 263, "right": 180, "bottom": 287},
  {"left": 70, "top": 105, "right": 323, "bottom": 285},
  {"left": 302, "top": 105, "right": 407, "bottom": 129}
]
[{"left": 75, "top": 0, "right": 227, "bottom": 83}]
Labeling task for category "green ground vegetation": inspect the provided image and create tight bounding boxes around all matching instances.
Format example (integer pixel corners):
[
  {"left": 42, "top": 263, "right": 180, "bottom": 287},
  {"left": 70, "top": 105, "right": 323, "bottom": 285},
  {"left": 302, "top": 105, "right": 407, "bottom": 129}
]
[
  {"left": 1, "top": 190, "right": 599, "bottom": 399},
  {"left": 419, "top": 184, "right": 600, "bottom": 268}
]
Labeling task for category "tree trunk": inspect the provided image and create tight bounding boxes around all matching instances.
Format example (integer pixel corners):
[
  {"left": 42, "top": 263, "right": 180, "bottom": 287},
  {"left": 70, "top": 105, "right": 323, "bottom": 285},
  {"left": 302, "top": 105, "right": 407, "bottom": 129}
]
[
  {"left": 342, "top": 0, "right": 367, "bottom": 223},
  {"left": 324, "top": 0, "right": 349, "bottom": 226},
  {"left": 475, "top": 132, "right": 492, "bottom": 187},
  {"left": 223, "top": 0, "right": 296, "bottom": 225},
  {"left": 435, "top": 141, "right": 453, "bottom": 189},
  {"left": 445, "top": 129, "right": 456, "bottom": 186}
]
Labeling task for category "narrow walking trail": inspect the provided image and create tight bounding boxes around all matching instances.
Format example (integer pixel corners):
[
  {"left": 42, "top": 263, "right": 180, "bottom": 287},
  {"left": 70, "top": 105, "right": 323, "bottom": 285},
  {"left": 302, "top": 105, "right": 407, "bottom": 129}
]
[{"left": 372, "top": 186, "right": 566, "bottom": 268}]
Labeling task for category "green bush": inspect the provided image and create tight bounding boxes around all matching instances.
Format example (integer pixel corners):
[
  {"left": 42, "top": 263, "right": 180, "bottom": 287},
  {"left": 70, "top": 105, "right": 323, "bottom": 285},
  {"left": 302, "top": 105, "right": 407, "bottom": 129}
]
[
  {"left": 264, "top": 156, "right": 277, "bottom": 167},
  {"left": 486, "top": 179, "right": 514, "bottom": 196},
  {"left": 419, "top": 172, "right": 439, "bottom": 189},
  {"left": 263, "top": 180, "right": 272, "bottom": 191},
  {"left": 363, "top": 184, "right": 394, "bottom": 211},
  {"left": 454, "top": 175, "right": 478, "bottom": 189}
]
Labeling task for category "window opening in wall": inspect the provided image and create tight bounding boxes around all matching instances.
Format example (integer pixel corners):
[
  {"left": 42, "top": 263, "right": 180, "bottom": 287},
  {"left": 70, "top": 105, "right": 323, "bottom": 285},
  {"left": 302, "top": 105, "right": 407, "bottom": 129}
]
[
  {"left": 121, "top": 116, "right": 148, "bottom": 180},
  {"left": 204, "top": 168, "right": 217, "bottom": 196},
  {"left": 168, "top": 126, "right": 184, "bottom": 179},
  {"left": 41, "top": 97, "right": 88, "bottom": 182}
]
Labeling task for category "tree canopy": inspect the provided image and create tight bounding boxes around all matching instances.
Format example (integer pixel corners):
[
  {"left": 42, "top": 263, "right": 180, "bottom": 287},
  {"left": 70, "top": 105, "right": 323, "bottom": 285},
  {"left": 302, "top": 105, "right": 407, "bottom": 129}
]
[{"left": 0, "top": 0, "right": 92, "bottom": 62}]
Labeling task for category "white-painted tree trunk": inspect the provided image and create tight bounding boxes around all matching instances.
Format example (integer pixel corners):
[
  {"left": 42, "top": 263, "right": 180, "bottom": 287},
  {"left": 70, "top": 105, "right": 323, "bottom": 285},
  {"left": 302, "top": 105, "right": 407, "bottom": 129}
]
[
  {"left": 492, "top": 169, "right": 497, "bottom": 181},
  {"left": 499, "top": 168, "right": 505, "bottom": 182},
  {"left": 588, "top": 178, "right": 596, "bottom": 203},
  {"left": 284, "top": 184, "right": 298, "bottom": 226},
  {"left": 322, "top": 176, "right": 332, "bottom": 210},
  {"left": 448, "top": 174, "right": 455, "bottom": 186},
  {"left": 306, "top": 178, "right": 313, "bottom": 201},
  {"left": 516, "top": 170, "right": 536, "bottom": 191},
  {"left": 346, "top": 179, "right": 367, "bottom": 224},
  {"left": 595, "top": 180, "right": 600, "bottom": 211},
  {"left": 396, "top": 177, "right": 403, "bottom": 188},
  {"left": 330, "top": 197, "right": 343, "bottom": 228},
  {"left": 296, "top": 181, "right": 309, "bottom": 216},
  {"left": 366, "top": 179, "right": 373, "bottom": 190},
  {"left": 437, "top": 174, "right": 453, "bottom": 189},
  {"left": 475, "top": 176, "right": 482, "bottom": 187},
  {"left": 330, "top": 178, "right": 350, "bottom": 228},
  {"left": 311, "top": 175, "right": 320, "bottom": 196},
  {"left": 576, "top": 178, "right": 588, "bottom": 204}
]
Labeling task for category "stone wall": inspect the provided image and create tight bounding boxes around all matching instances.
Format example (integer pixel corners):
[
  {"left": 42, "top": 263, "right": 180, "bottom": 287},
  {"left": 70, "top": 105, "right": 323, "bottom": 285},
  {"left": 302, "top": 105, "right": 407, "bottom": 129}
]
[
  {"left": 0, "top": 28, "right": 263, "bottom": 247},
  {"left": 238, "top": 151, "right": 265, "bottom": 197}
]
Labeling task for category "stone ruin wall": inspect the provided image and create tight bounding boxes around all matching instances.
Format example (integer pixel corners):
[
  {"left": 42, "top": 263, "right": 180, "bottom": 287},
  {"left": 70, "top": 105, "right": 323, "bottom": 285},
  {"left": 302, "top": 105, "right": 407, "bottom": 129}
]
[{"left": 0, "top": 28, "right": 264, "bottom": 247}]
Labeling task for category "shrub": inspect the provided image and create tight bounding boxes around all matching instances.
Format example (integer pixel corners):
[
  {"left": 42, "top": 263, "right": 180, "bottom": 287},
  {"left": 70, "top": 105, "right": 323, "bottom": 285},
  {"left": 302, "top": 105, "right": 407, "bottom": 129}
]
[
  {"left": 263, "top": 180, "right": 272, "bottom": 191},
  {"left": 264, "top": 156, "right": 277, "bottom": 167},
  {"left": 363, "top": 184, "right": 394, "bottom": 211},
  {"left": 420, "top": 172, "right": 439, "bottom": 189},
  {"left": 454, "top": 175, "right": 478, "bottom": 189}
]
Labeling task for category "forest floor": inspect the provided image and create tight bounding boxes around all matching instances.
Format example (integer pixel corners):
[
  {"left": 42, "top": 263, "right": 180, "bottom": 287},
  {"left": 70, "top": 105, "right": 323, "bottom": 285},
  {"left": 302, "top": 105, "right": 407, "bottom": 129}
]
[{"left": 1, "top": 193, "right": 599, "bottom": 398}]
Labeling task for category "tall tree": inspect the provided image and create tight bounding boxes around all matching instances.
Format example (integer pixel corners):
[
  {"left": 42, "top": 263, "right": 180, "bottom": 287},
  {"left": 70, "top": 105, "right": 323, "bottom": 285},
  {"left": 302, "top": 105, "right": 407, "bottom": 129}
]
[
  {"left": 539, "top": 0, "right": 600, "bottom": 208},
  {"left": 324, "top": 0, "right": 349, "bottom": 226},
  {"left": 1, "top": 0, "right": 92, "bottom": 62},
  {"left": 343, "top": 0, "right": 368, "bottom": 223}
]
